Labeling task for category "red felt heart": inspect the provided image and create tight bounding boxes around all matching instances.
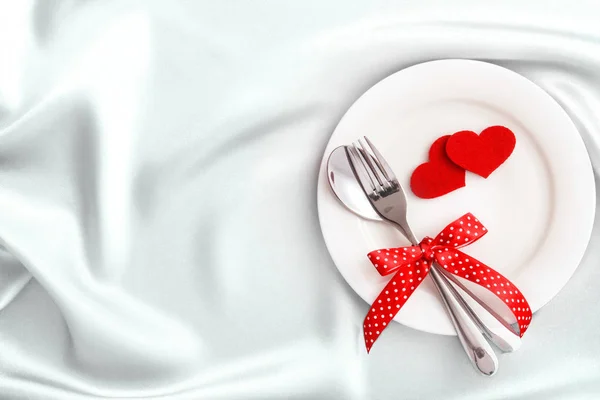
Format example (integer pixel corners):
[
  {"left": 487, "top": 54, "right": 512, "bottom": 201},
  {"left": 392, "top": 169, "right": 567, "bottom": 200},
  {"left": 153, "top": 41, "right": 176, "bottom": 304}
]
[
  {"left": 446, "top": 126, "right": 516, "bottom": 178},
  {"left": 410, "top": 135, "right": 466, "bottom": 199}
]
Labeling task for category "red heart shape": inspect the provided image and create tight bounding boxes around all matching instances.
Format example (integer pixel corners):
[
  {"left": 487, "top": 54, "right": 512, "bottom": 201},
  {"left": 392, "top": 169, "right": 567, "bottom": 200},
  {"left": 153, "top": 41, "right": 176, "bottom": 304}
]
[
  {"left": 410, "top": 135, "right": 466, "bottom": 199},
  {"left": 446, "top": 126, "right": 516, "bottom": 178}
]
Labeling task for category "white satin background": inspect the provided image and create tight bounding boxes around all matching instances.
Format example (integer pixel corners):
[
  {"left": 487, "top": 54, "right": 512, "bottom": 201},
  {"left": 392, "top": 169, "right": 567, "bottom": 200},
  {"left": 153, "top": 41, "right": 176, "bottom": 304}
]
[{"left": 1, "top": 1, "right": 600, "bottom": 399}]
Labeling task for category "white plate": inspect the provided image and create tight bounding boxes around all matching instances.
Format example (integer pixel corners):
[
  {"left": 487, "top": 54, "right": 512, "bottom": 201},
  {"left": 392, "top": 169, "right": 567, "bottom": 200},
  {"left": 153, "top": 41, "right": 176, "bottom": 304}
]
[{"left": 317, "top": 59, "right": 596, "bottom": 335}]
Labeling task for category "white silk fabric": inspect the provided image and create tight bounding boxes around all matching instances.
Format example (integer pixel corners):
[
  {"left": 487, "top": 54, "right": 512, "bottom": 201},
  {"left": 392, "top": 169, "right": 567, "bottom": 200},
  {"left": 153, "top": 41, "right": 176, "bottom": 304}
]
[{"left": 1, "top": 1, "right": 600, "bottom": 399}]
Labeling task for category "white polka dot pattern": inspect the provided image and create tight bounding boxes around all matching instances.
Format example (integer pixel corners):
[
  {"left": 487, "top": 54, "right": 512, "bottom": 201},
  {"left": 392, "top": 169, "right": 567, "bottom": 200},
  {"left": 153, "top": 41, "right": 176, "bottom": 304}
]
[{"left": 363, "top": 213, "right": 532, "bottom": 353}]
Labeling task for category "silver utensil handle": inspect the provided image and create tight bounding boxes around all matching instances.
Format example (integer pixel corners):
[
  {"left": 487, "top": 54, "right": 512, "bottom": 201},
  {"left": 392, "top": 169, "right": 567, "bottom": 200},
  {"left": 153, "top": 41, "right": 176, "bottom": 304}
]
[
  {"left": 439, "top": 270, "right": 521, "bottom": 353},
  {"left": 429, "top": 265, "right": 498, "bottom": 376}
]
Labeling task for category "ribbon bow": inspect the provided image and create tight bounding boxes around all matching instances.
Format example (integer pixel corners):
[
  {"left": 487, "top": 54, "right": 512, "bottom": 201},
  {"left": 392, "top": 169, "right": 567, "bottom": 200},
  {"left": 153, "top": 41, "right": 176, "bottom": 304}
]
[{"left": 364, "top": 213, "right": 531, "bottom": 352}]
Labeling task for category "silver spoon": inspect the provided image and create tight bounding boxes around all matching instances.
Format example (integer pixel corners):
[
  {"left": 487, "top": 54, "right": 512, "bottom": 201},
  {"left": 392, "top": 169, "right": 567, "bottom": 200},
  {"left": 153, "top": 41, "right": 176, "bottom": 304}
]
[{"left": 327, "top": 145, "right": 521, "bottom": 353}]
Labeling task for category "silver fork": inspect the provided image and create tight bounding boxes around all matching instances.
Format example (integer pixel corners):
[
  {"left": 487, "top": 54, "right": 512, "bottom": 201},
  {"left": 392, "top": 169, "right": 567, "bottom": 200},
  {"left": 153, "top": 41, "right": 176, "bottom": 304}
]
[{"left": 346, "top": 137, "right": 499, "bottom": 376}]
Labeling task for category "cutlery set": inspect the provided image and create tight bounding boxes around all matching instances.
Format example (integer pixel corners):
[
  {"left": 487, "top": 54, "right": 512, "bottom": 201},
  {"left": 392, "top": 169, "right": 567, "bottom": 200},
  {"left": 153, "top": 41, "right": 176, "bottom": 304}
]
[{"left": 327, "top": 137, "right": 523, "bottom": 376}]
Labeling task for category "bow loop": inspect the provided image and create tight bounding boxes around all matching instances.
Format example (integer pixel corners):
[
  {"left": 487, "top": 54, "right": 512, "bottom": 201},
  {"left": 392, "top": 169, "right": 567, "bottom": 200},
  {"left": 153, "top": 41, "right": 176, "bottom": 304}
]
[
  {"left": 431, "top": 212, "right": 487, "bottom": 249},
  {"left": 367, "top": 246, "right": 423, "bottom": 276}
]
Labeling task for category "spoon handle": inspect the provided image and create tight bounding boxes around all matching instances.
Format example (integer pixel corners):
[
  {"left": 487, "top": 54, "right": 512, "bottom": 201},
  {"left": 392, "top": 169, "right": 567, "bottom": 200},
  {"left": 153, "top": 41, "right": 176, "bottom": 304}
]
[
  {"left": 395, "top": 222, "right": 498, "bottom": 376},
  {"left": 429, "top": 265, "right": 498, "bottom": 376},
  {"left": 439, "top": 270, "right": 521, "bottom": 353}
]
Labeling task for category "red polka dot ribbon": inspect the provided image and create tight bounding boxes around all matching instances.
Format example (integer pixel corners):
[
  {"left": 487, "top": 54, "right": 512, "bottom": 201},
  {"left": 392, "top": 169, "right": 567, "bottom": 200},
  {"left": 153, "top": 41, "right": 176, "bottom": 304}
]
[{"left": 363, "top": 213, "right": 532, "bottom": 352}]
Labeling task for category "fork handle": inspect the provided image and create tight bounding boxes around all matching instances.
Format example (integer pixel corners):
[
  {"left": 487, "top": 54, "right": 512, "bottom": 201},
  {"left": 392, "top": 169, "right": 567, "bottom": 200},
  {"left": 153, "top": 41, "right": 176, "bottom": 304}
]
[{"left": 429, "top": 264, "right": 498, "bottom": 376}]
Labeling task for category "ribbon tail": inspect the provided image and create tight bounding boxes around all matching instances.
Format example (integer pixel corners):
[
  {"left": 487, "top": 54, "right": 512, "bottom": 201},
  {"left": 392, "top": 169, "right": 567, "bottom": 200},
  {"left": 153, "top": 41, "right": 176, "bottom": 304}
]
[
  {"left": 437, "top": 268, "right": 520, "bottom": 336},
  {"left": 435, "top": 249, "right": 532, "bottom": 336},
  {"left": 363, "top": 260, "right": 430, "bottom": 352}
]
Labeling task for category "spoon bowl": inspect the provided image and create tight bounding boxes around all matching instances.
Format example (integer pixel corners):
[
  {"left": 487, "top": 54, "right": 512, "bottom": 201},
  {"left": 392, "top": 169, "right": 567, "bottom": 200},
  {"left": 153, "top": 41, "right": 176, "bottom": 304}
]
[{"left": 327, "top": 146, "right": 380, "bottom": 221}]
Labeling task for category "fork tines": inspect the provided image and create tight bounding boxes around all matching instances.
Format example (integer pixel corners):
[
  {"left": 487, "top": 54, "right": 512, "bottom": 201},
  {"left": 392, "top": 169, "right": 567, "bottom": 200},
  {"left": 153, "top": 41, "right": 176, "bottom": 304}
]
[{"left": 346, "top": 137, "right": 398, "bottom": 197}]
